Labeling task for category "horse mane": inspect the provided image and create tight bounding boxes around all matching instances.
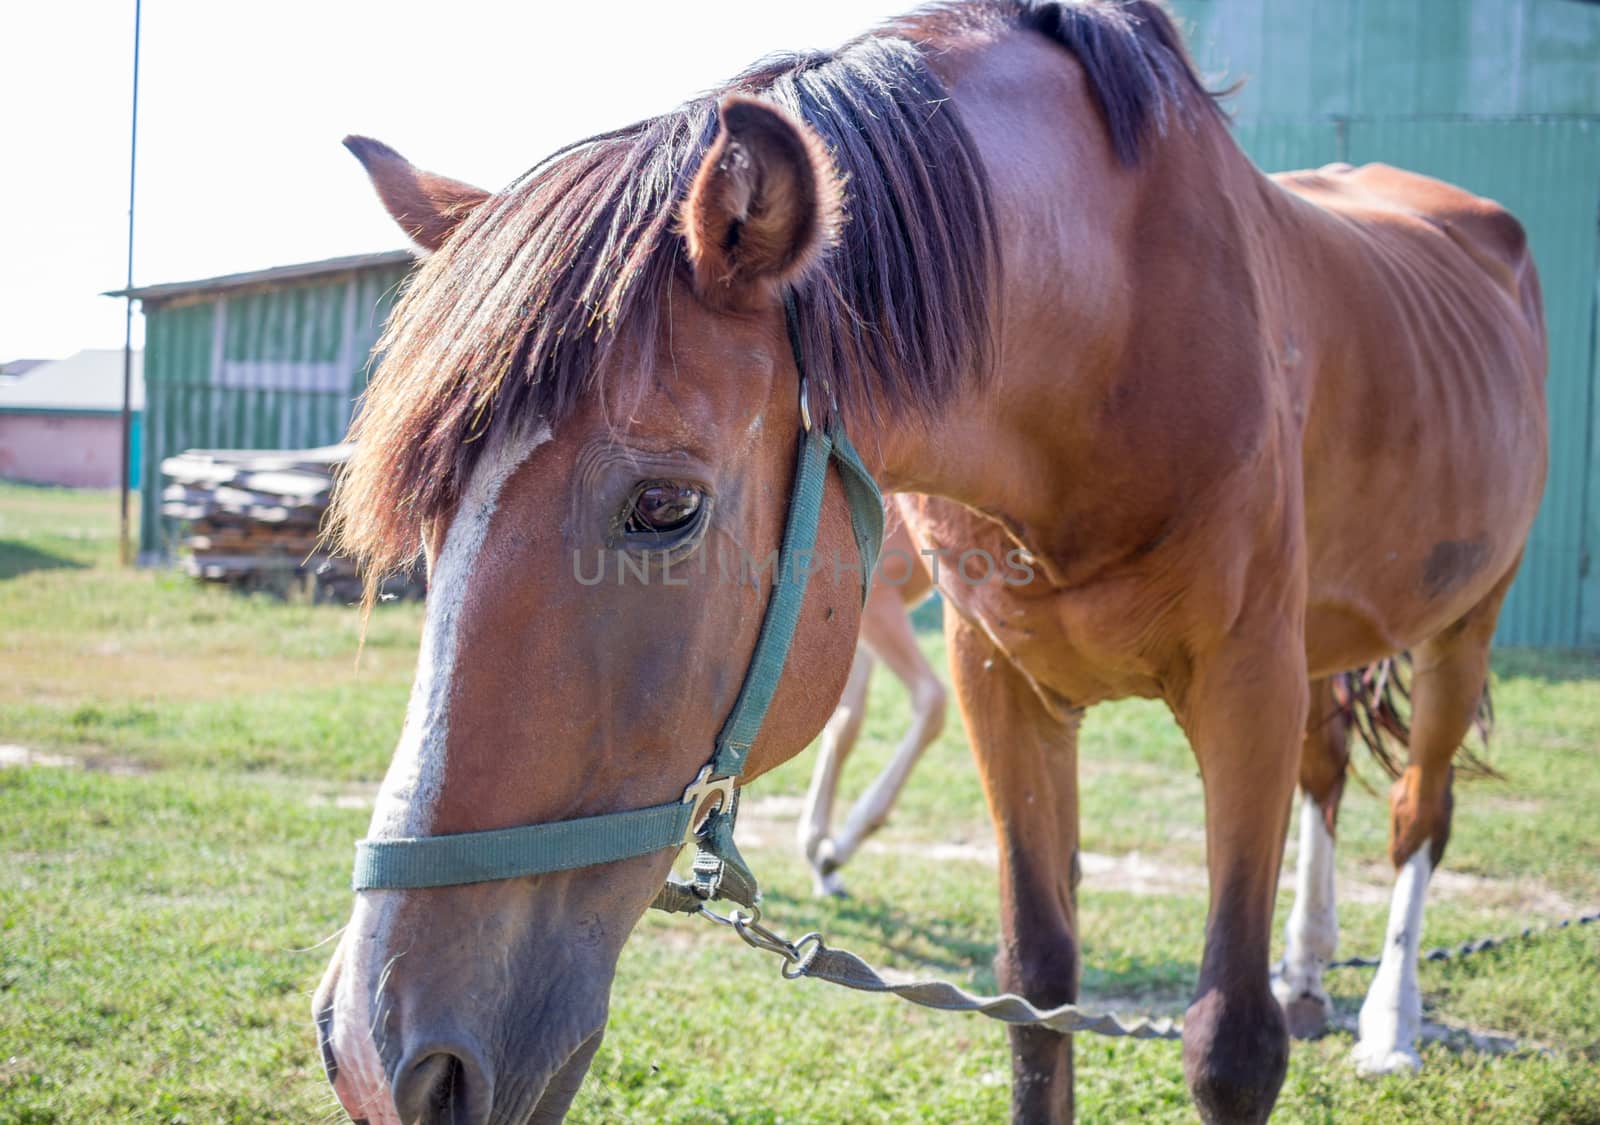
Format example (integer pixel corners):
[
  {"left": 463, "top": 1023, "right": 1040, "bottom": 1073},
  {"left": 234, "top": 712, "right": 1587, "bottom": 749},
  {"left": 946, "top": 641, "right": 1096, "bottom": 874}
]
[
  {"left": 331, "top": 0, "right": 1215, "bottom": 586},
  {"left": 900, "top": 2, "right": 1221, "bottom": 165},
  {"left": 1016, "top": 1, "right": 1224, "bottom": 163}
]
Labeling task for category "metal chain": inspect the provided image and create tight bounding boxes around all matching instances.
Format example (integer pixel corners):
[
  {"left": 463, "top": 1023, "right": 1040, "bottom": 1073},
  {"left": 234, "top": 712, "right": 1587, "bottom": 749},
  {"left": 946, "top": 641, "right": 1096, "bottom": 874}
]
[
  {"left": 700, "top": 905, "right": 1599, "bottom": 1042},
  {"left": 1325, "top": 909, "right": 1599, "bottom": 970},
  {"left": 698, "top": 904, "right": 824, "bottom": 977}
]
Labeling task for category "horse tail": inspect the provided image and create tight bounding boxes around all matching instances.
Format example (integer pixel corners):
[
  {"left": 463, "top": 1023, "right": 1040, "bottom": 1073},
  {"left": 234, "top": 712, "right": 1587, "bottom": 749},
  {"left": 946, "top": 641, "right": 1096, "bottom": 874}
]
[{"left": 1331, "top": 653, "right": 1501, "bottom": 781}]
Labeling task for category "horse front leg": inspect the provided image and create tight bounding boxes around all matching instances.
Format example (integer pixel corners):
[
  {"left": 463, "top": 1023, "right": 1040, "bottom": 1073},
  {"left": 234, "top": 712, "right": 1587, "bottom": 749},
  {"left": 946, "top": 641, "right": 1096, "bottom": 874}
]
[
  {"left": 1176, "top": 629, "right": 1304, "bottom": 1124},
  {"left": 798, "top": 646, "right": 874, "bottom": 896},
  {"left": 947, "top": 614, "right": 1082, "bottom": 1124},
  {"left": 1272, "top": 676, "right": 1351, "bottom": 1039},
  {"left": 827, "top": 587, "right": 947, "bottom": 869}
]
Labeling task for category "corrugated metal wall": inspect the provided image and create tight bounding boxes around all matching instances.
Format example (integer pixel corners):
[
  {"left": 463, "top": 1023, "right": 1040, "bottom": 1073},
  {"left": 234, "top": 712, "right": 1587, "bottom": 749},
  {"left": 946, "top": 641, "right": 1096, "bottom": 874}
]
[
  {"left": 1174, "top": 0, "right": 1600, "bottom": 119},
  {"left": 1171, "top": 0, "right": 1600, "bottom": 648},
  {"left": 139, "top": 265, "right": 410, "bottom": 555}
]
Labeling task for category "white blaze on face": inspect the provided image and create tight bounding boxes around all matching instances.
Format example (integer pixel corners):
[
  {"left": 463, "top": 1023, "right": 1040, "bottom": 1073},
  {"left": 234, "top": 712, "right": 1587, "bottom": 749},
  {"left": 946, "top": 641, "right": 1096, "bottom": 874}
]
[
  {"left": 1353, "top": 840, "right": 1432, "bottom": 1075},
  {"left": 370, "top": 423, "right": 553, "bottom": 839},
  {"left": 327, "top": 425, "right": 551, "bottom": 1121},
  {"left": 327, "top": 940, "right": 399, "bottom": 1125}
]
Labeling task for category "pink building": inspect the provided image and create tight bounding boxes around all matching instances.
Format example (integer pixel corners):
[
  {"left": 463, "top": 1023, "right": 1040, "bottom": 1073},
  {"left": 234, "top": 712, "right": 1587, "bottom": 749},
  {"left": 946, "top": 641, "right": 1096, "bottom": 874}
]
[{"left": 0, "top": 350, "right": 143, "bottom": 488}]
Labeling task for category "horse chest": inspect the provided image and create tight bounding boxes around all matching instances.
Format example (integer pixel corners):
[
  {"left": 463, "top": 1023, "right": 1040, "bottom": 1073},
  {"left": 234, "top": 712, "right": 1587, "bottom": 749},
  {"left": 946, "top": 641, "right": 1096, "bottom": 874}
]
[
  {"left": 897, "top": 494, "right": 1195, "bottom": 708},
  {"left": 935, "top": 560, "right": 1170, "bottom": 708}
]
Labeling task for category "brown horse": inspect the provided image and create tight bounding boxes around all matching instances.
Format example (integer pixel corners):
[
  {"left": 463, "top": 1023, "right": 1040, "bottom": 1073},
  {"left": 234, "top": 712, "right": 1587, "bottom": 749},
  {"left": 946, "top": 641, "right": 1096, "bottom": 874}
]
[
  {"left": 798, "top": 517, "right": 948, "bottom": 897},
  {"left": 314, "top": 3, "right": 1546, "bottom": 1122}
]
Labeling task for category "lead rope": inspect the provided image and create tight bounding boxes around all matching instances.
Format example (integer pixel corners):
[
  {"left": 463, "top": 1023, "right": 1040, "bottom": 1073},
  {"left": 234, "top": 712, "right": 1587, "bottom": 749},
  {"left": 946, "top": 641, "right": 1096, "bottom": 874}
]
[
  {"left": 691, "top": 902, "right": 1600, "bottom": 1042},
  {"left": 695, "top": 903, "right": 1183, "bottom": 1040}
]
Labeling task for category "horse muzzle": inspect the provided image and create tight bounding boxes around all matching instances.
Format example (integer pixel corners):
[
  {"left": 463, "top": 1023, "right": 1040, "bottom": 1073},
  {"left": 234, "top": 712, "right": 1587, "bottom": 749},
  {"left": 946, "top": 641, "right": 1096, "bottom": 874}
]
[
  {"left": 316, "top": 1008, "right": 603, "bottom": 1125},
  {"left": 313, "top": 896, "right": 613, "bottom": 1125}
]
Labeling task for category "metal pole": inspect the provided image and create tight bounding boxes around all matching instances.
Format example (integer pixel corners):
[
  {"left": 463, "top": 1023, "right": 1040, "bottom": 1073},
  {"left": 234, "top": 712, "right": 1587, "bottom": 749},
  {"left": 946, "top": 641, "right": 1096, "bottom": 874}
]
[{"left": 119, "top": 0, "right": 142, "bottom": 566}]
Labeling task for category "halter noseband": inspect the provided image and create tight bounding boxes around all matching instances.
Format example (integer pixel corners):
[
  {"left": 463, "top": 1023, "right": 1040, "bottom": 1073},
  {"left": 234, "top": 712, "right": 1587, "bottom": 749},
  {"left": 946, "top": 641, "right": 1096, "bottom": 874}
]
[{"left": 350, "top": 294, "right": 884, "bottom": 913}]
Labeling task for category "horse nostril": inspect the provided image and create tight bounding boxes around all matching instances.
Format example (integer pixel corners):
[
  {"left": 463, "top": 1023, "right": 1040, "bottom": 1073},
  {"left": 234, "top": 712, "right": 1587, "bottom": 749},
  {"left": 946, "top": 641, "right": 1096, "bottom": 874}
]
[{"left": 393, "top": 1047, "right": 491, "bottom": 1125}]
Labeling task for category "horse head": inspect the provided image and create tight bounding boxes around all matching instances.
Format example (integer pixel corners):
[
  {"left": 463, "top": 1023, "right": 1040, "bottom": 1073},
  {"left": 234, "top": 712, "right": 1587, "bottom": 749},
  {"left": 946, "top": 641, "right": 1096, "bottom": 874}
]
[{"left": 314, "top": 99, "right": 873, "bottom": 1124}]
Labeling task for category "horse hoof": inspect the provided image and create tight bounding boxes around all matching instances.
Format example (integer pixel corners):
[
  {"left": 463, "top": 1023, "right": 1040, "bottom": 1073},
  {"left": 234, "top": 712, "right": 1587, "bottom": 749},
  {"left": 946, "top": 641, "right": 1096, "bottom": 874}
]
[
  {"left": 1271, "top": 967, "right": 1333, "bottom": 1040},
  {"left": 811, "top": 868, "right": 849, "bottom": 898},
  {"left": 812, "top": 838, "right": 842, "bottom": 874},
  {"left": 1281, "top": 993, "right": 1332, "bottom": 1040},
  {"left": 1351, "top": 1040, "right": 1422, "bottom": 1076}
]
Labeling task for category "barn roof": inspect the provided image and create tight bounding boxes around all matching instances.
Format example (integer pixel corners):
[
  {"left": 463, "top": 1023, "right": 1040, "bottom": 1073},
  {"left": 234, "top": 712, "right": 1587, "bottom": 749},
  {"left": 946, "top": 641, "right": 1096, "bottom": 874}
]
[
  {"left": 0, "top": 349, "right": 145, "bottom": 413},
  {"left": 105, "top": 249, "right": 415, "bottom": 304}
]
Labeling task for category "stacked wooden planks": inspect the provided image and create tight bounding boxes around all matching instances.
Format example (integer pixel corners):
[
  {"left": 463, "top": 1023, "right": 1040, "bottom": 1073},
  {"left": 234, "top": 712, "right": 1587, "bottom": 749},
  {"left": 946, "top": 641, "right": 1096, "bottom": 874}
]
[{"left": 160, "top": 444, "right": 422, "bottom": 601}]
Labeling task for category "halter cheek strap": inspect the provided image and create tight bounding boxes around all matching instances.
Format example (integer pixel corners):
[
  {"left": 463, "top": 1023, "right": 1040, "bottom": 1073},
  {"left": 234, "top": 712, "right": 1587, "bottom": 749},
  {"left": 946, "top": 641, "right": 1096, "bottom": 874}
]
[{"left": 350, "top": 294, "right": 884, "bottom": 904}]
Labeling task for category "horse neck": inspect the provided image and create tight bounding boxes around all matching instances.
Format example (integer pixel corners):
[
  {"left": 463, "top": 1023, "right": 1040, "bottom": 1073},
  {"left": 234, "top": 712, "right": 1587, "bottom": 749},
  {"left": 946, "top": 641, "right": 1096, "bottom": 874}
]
[{"left": 865, "top": 48, "right": 1291, "bottom": 574}]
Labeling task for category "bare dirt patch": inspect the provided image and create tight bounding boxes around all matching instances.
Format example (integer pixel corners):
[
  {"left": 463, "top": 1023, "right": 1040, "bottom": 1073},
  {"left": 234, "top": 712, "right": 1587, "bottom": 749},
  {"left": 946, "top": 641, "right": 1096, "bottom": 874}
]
[
  {"left": 304, "top": 786, "right": 377, "bottom": 811},
  {"left": 0, "top": 743, "right": 149, "bottom": 775},
  {"left": 0, "top": 647, "right": 405, "bottom": 707},
  {"left": 736, "top": 794, "right": 1588, "bottom": 919}
]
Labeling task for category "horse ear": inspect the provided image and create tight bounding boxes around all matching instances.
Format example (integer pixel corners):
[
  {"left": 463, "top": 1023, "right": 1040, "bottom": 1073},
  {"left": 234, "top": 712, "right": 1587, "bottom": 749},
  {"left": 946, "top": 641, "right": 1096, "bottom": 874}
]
[
  {"left": 343, "top": 135, "right": 490, "bottom": 253},
  {"left": 682, "top": 96, "right": 842, "bottom": 302}
]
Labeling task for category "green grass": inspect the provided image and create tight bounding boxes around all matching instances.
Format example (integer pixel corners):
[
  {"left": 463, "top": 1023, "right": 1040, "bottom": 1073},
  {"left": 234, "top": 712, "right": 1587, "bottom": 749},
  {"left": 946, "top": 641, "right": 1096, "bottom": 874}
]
[
  {"left": 0, "top": 483, "right": 421, "bottom": 780},
  {"left": 2, "top": 480, "right": 1597, "bottom": 1123}
]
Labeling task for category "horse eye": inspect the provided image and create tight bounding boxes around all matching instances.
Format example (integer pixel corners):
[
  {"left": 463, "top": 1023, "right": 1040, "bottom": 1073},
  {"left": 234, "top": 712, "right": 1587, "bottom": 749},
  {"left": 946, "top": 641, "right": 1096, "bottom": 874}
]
[{"left": 625, "top": 483, "right": 703, "bottom": 534}]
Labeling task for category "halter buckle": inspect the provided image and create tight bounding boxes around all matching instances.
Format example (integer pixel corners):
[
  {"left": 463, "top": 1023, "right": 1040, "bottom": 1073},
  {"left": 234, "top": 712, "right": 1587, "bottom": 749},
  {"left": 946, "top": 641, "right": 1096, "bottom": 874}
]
[
  {"left": 798, "top": 376, "right": 813, "bottom": 433},
  {"left": 680, "top": 765, "right": 737, "bottom": 844}
]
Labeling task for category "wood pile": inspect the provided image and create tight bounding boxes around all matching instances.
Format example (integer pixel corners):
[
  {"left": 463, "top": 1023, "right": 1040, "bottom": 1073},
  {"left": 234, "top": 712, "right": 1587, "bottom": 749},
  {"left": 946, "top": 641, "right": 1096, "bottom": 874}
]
[{"left": 160, "top": 444, "right": 423, "bottom": 601}]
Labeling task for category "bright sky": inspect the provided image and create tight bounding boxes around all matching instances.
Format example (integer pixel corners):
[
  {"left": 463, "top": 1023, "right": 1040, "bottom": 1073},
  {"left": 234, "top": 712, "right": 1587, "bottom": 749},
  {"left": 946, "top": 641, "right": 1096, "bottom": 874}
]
[{"left": 0, "top": 0, "right": 913, "bottom": 362}]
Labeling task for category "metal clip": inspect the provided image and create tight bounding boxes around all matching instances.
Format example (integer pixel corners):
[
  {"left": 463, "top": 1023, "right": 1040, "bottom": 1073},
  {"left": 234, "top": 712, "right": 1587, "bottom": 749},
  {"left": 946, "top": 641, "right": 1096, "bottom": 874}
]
[
  {"left": 798, "top": 376, "right": 813, "bottom": 433},
  {"left": 679, "top": 764, "right": 736, "bottom": 844},
  {"left": 698, "top": 904, "right": 823, "bottom": 976}
]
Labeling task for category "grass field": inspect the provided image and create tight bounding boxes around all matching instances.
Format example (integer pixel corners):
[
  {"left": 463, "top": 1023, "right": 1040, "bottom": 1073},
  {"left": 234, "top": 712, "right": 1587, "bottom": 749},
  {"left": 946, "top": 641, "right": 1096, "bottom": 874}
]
[{"left": 2, "top": 479, "right": 1597, "bottom": 1124}]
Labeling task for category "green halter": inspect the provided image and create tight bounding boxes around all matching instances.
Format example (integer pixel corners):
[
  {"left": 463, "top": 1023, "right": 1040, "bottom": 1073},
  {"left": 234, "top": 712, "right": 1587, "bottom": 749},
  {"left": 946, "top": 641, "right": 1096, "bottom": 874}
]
[{"left": 351, "top": 295, "right": 884, "bottom": 911}]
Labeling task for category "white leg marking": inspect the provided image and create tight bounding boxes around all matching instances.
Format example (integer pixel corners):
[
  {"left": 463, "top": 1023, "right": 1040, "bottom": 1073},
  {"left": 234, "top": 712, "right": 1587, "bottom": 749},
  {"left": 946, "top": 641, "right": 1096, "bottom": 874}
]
[
  {"left": 829, "top": 672, "right": 946, "bottom": 866},
  {"left": 799, "top": 648, "right": 873, "bottom": 897},
  {"left": 1353, "top": 840, "right": 1431, "bottom": 1075},
  {"left": 1273, "top": 793, "right": 1338, "bottom": 1036},
  {"left": 328, "top": 425, "right": 550, "bottom": 1118}
]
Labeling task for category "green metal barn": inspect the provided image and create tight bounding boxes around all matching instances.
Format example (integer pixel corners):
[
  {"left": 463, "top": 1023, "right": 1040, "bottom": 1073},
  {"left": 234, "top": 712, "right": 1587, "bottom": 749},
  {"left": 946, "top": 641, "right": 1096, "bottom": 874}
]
[
  {"left": 113, "top": 251, "right": 414, "bottom": 559},
  {"left": 1168, "top": 0, "right": 1600, "bottom": 646}
]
